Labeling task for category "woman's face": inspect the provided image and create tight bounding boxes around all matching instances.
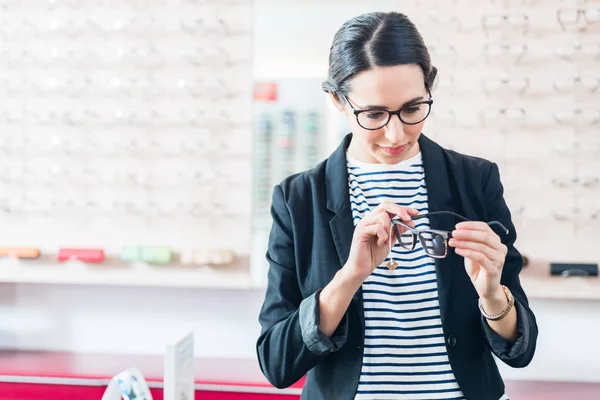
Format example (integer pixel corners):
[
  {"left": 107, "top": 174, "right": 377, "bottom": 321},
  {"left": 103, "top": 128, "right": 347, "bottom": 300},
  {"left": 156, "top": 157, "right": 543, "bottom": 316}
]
[{"left": 332, "top": 64, "right": 430, "bottom": 164}]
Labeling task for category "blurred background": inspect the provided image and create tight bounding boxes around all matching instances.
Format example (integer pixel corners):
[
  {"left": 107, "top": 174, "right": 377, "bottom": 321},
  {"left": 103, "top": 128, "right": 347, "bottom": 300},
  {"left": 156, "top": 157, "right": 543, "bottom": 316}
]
[{"left": 0, "top": 0, "right": 599, "bottom": 398}]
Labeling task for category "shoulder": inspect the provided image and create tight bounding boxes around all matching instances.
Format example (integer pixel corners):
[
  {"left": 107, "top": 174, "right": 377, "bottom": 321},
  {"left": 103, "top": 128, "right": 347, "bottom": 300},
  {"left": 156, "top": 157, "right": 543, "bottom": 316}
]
[
  {"left": 442, "top": 146, "right": 495, "bottom": 176},
  {"left": 434, "top": 142, "right": 499, "bottom": 187},
  {"left": 430, "top": 141, "right": 506, "bottom": 215}
]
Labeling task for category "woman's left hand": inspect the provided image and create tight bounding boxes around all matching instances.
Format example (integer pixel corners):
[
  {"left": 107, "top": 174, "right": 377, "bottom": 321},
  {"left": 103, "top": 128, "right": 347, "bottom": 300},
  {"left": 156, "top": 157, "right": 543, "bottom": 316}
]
[{"left": 448, "top": 221, "right": 508, "bottom": 299}]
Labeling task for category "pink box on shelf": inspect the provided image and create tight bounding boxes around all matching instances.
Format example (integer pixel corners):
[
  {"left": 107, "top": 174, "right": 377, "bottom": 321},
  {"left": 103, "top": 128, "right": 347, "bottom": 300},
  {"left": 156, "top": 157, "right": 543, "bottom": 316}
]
[{"left": 56, "top": 248, "right": 105, "bottom": 263}]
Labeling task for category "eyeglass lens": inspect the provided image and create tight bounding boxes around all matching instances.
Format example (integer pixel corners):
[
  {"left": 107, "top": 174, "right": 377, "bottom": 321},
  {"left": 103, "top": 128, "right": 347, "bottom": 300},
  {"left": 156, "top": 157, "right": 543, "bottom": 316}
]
[
  {"left": 397, "top": 229, "right": 447, "bottom": 258},
  {"left": 357, "top": 102, "right": 432, "bottom": 130}
]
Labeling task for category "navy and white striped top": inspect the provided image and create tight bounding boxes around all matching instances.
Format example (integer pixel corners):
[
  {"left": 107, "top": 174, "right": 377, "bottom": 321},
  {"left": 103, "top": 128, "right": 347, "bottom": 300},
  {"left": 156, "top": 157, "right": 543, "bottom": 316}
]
[{"left": 347, "top": 151, "right": 465, "bottom": 400}]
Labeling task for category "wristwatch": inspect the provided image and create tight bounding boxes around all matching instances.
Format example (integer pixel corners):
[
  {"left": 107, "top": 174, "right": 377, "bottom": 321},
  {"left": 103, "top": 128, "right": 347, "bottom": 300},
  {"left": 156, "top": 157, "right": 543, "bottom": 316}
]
[{"left": 478, "top": 285, "right": 514, "bottom": 321}]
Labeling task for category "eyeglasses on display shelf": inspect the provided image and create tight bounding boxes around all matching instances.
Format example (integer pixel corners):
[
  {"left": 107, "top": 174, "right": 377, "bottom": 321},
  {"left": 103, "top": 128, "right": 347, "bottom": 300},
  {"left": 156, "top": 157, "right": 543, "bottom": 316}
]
[
  {"left": 551, "top": 177, "right": 600, "bottom": 190},
  {"left": 427, "top": 43, "right": 459, "bottom": 66},
  {"left": 253, "top": 113, "right": 273, "bottom": 222},
  {"left": 557, "top": 7, "right": 600, "bottom": 32},
  {"left": 552, "top": 141, "right": 600, "bottom": 157},
  {"left": 303, "top": 111, "right": 320, "bottom": 171},
  {"left": 483, "top": 43, "right": 528, "bottom": 66},
  {"left": 555, "top": 42, "right": 600, "bottom": 62},
  {"left": 275, "top": 110, "right": 296, "bottom": 184},
  {"left": 481, "top": 76, "right": 530, "bottom": 97},
  {"left": 553, "top": 76, "right": 600, "bottom": 94},
  {"left": 553, "top": 108, "right": 600, "bottom": 126},
  {"left": 481, "top": 13, "right": 529, "bottom": 38},
  {"left": 479, "top": 107, "right": 527, "bottom": 130}
]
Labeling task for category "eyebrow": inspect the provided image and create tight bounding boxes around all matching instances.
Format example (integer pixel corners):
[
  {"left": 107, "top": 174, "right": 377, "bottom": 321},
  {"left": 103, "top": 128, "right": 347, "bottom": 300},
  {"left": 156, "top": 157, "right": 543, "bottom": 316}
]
[{"left": 354, "top": 96, "right": 425, "bottom": 110}]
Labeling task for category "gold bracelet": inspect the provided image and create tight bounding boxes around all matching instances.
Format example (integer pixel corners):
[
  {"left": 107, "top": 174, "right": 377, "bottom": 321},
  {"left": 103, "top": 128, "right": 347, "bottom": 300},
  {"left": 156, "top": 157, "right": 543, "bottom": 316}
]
[{"left": 478, "top": 285, "right": 514, "bottom": 321}]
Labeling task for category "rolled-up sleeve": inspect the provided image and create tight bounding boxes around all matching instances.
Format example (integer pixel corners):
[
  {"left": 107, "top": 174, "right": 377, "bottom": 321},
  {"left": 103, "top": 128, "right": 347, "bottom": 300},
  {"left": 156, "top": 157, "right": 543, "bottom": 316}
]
[
  {"left": 481, "top": 300, "right": 531, "bottom": 362},
  {"left": 300, "top": 290, "right": 349, "bottom": 355}
]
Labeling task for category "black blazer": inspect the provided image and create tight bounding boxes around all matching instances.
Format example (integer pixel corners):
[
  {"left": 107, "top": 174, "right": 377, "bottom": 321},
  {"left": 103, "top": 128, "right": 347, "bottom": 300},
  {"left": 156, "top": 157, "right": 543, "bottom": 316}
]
[{"left": 257, "top": 133, "right": 538, "bottom": 400}]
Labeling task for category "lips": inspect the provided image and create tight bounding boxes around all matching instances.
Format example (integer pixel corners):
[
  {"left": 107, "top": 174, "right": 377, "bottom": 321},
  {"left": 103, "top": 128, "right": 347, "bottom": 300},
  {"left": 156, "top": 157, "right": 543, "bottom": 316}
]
[{"left": 380, "top": 144, "right": 406, "bottom": 156}]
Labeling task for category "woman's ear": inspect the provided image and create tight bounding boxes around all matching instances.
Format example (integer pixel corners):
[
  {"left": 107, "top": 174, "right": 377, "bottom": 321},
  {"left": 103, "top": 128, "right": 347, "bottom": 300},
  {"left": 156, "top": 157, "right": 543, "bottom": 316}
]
[{"left": 328, "top": 91, "right": 345, "bottom": 113}]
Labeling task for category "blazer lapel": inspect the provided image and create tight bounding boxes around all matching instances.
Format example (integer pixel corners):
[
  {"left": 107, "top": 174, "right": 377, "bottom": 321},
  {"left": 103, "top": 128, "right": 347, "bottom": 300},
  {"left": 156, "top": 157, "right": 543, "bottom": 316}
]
[
  {"left": 325, "top": 134, "right": 364, "bottom": 332},
  {"left": 419, "top": 134, "right": 457, "bottom": 326}
]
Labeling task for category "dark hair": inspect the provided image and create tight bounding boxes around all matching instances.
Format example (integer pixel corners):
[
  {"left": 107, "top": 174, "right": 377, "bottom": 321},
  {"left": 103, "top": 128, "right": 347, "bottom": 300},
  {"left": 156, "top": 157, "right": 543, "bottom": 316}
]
[{"left": 321, "top": 12, "right": 437, "bottom": 99}]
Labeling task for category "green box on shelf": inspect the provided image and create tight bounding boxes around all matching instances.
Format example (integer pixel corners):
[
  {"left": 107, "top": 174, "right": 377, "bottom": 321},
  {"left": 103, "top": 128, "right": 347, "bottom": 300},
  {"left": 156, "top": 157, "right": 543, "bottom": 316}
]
[
  {"left": 121, "top": 246, "right": 172, "bottom": 264},
  {"left": 141, "top": 247, "right": 172, "bottom": 264}
]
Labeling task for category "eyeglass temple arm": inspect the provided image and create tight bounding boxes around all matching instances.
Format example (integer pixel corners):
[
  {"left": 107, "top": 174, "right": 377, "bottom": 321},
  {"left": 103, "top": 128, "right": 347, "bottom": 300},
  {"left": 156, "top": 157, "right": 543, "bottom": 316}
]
[
  {"left": 488, "top": 221, "right": 510, "bottom": 235},
  {"left": 411, "top": 211, "right": 509, "bottom": 235}
]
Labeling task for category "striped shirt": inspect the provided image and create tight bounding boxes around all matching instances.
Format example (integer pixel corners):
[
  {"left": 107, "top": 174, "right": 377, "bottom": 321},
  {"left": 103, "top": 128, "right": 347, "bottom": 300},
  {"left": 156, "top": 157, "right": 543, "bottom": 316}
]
[{"left": 347, "top": 151, "right": 465, "bottom": 400}]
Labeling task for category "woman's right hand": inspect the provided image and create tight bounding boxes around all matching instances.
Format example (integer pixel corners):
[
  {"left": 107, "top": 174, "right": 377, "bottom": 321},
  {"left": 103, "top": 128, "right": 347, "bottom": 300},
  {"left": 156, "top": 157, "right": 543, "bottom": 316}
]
[{"left": 344, "top": 202, "right": 418, "bottom": 283}]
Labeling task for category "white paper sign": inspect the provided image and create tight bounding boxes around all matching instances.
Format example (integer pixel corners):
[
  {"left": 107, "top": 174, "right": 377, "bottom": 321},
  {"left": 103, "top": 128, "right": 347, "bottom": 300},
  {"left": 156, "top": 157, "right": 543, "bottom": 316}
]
[
  {"left": 164, "top": 330, "right": 195, "bottom": 400},
  {"left": 101, "top": 366, "right": 153, "bottom": 400}
]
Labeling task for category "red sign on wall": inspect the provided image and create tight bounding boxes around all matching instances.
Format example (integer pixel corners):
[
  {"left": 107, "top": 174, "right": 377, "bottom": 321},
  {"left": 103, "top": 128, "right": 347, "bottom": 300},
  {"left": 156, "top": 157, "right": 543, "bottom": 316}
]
[{"left": 253, "top": 82, "right": 278, "bottom": 102}]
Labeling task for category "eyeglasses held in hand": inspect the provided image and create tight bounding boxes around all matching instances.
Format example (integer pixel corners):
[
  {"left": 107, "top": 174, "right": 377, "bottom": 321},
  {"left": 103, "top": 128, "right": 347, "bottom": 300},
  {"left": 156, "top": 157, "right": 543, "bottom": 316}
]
[{"left": 391, "top": 211, "right": 509, "bottom": 259}]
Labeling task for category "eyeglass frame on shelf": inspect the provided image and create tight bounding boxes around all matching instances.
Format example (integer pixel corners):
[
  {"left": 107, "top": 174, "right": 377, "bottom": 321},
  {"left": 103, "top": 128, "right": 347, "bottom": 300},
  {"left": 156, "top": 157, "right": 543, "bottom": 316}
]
[
  {"left": 342, "top": 88, "right": 434, "bottom": 130},
  {"left": 556, "top": 8, "right": 600, "bottom": 31},
  {"left": 481, "top": 13, "right": 530, "bottom": 38},
  {"left": 390, "top": 211, "right": 509, "bottom": 259},
  {"left": 483, "top": 43, "right": 528, "bottom": 65}
]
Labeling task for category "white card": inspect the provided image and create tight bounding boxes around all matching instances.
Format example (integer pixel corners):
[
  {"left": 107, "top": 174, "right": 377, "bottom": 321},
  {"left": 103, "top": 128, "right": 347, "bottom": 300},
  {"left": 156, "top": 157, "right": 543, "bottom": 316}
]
[{"left": 164, "top": 330, "right": 195, "bottom": 400}]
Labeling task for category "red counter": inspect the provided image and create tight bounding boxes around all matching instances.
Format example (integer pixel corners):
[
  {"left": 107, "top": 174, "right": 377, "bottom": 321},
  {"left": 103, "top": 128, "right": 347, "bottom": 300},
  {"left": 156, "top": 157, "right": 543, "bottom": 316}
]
[
  {"left": 0, "top": 350, "right": 301, "bottom": 400},
  {"left": 1, "top": 350, "right": 599, "bottom": 400}
]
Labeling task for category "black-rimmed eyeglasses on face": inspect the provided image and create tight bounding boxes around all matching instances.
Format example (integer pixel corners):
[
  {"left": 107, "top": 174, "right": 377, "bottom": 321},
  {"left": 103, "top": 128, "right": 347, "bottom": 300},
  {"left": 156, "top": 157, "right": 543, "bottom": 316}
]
[
  {"left": 343, "top": 95, "right": 434, "bottom": 130},
  {"left": 391, "top": 211, "right": 509, "bottom": 259}
]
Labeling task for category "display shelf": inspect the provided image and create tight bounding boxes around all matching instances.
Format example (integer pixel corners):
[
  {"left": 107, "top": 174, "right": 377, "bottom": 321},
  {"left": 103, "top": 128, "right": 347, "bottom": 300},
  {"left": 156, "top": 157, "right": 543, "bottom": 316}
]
[
  {"left": 0, "top": 256, "right": 255, "bottom": 290},
  {"left": 519, "top": 259, "right": 600, "bottom": 301}
]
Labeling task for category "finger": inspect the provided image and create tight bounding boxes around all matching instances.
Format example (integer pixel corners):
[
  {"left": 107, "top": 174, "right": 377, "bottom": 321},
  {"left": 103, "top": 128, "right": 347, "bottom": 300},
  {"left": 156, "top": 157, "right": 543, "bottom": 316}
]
[
  {"left": 451, "top": 236, "right": 508, "bottom": 259},
  {"left": 378, "top": 210, "right": 392, "bottom": 226},
  {"left": 362, "top": 214, "right": 394, "bottom": 244},
  {"left": 376, "top": 224, "right": 389, "bottom": 247},
  {"left": 406, "top": 207, "right": 420, "bottom": 217},
  {"left": 451, "top": 229, "right": 501, "bottom": 249},
  {"left": 449, "top": 238, "right": 500, "bottom": 262},
  {"left": 357, "top": 223, "right": 384, "bottom": 241},
  {"left": 360, "top": 210, "right": 387, "bottom": 225},
  {"left": 374, "top": 202, "right": 416, "bottom": 222},
  {"left": 455, "top": 221, "right": 493, "bottom": 232},
  {"left": 379, "top": 213, "right": 392, "bottom": 242},
  {"left": 455, "top": 248, "right": 498, "bottom": 274},
  {"left": 358, "top": 223, "right": 389, "bottom": 247}
]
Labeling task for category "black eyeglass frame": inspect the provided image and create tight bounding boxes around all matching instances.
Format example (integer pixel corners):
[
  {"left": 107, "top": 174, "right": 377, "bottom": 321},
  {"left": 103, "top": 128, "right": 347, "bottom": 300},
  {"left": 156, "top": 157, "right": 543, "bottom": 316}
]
[
  {"left": 390, "top": 211, "right": 510, "bottom": 259},
  {"left": 342, "top": 89, "right": 434, "bottom": 130}
]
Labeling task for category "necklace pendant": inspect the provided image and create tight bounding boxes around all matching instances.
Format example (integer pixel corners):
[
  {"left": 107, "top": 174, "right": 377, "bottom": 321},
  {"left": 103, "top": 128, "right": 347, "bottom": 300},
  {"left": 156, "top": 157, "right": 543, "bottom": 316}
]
[{"left": 386, "top": 259, "right": 398, "bottom": 271}]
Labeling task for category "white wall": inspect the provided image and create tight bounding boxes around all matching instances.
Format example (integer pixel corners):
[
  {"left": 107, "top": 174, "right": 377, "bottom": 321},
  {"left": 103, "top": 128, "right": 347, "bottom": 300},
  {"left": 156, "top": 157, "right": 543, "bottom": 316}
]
[{"left": 0, "top": 283, "right": 265, "bottom": 359}]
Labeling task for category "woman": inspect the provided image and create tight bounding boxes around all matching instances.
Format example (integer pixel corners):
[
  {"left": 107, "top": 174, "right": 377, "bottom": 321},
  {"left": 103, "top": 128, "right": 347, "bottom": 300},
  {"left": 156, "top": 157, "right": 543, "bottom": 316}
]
[{"left": 256, "top": 11, "right": 537, "bottom": 400}]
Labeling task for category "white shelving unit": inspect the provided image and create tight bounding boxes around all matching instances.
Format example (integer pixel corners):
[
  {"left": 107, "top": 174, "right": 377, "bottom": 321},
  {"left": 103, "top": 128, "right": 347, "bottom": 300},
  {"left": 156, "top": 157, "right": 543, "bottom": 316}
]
[
  {"left": 0, "top": 0, "right": 256, "bottom": 291},
  {"left": 520, "top": 260, "right": 600, "bottom": 301},
  {"left": 0, "top": 257, "right": 256, "bottom": 289}
]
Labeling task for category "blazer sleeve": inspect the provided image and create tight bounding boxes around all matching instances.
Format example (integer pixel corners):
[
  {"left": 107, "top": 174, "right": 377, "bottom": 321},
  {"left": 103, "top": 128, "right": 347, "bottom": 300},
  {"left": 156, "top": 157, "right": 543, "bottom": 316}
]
[
  {"left": 480, "top": 162, "right": 538, "bottom": 368},
  {"left": 256, "top": 184, "right": 349, "bottom": 389}
]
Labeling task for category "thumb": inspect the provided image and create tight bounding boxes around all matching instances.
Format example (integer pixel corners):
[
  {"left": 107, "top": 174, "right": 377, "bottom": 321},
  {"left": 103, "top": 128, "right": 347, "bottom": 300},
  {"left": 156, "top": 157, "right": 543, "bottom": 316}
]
[{"left": 463, "top": 257, "right": 477, "bottom": 278}]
